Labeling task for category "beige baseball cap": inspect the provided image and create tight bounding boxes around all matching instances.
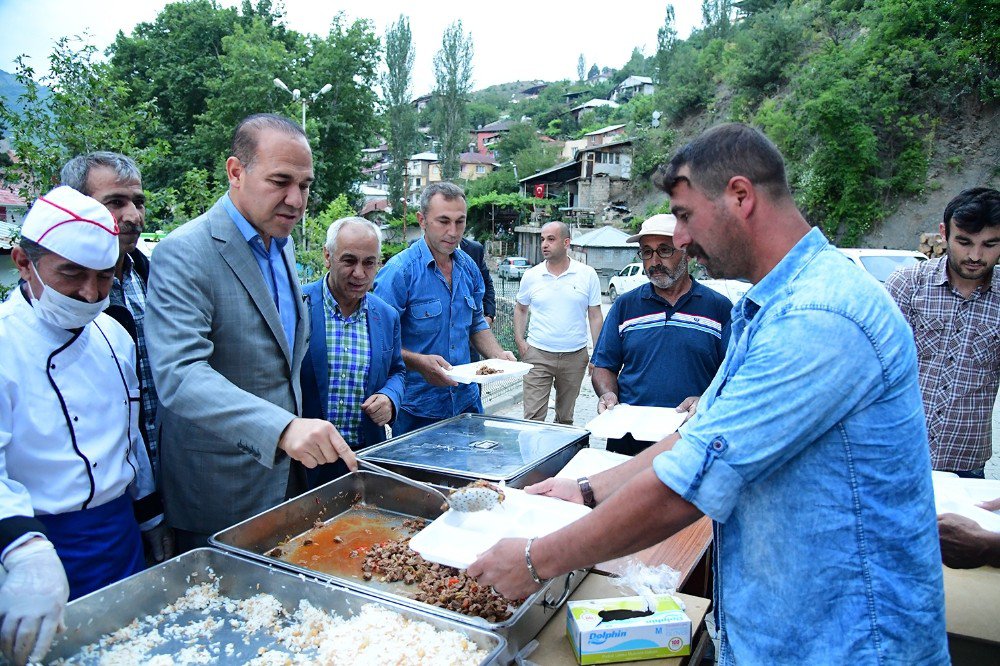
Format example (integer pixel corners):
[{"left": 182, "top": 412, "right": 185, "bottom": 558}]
[{"left": 20, "top": 186, "right": 120, "bottom": 269}]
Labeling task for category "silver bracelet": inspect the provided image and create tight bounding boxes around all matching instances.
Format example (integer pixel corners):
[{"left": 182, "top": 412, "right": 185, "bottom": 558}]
[{"left": 525, "top": 536, "right": 545, "bottom": 585}]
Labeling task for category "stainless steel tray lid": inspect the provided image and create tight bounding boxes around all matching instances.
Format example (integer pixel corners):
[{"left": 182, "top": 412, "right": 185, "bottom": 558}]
[{"left": 365, "top": 414, "right": 587, "bottom": 480}]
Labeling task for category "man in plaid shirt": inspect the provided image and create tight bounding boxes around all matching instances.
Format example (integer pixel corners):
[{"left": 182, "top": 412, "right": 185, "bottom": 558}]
[
  {"left": 886, "top": 187, "right": 1000, "bottom": 477},
  {"left": 300, "top": 217, "right": 405, "bottom": 487},
  {"left": 61, "top": 153, "right": 161, "bottom": 479}
]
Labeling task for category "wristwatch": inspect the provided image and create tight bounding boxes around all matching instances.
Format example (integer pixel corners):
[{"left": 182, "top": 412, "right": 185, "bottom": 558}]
[{"left": 577, "top": 476, "right": 596, "bottom": 508}]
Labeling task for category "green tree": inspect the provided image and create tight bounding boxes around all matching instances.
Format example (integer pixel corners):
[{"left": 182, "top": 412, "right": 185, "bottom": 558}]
[
  {"left": 303, "top": 15, "right": 381, "bottom": 203},
  {"left": 296, "top": 193, "right": 357, "bottom": 278},
  {"left": 108, "top": 0, "right": 243, "bottom": 190},
  {"left": 0, "top": 39, "right": 165, "bottom": 200},
  {"left": 433, "top": 20, "right": 474, "bottom": 180},
  {"left": 189, "top": 17, "right": 296, "bottom": 186},
  {"left": 382, "top": 15, "right": 419, "bottom": 214},
  {"left": 467, "top": 101, "right": 500, "bottom": 130},
  {"left": 701, "top": 0, "right": 734, "bottom": 39},
  {"left": 577, "top": 54, "right": 586, "bottom": 81}
]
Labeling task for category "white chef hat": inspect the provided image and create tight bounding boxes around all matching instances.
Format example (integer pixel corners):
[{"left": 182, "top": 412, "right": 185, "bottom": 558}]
[{"left": 20, "top": 186, "right": 120, "bottom": 270}]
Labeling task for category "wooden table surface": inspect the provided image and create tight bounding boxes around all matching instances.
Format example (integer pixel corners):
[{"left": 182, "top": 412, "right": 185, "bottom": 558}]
[{"left": 595, "top": 516, "right": 713, "bottom": 587}]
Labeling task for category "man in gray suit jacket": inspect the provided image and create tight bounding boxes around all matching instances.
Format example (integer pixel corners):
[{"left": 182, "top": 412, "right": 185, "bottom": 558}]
[{"left": 146, "top": 114, "right": 356, "bottom": 550}]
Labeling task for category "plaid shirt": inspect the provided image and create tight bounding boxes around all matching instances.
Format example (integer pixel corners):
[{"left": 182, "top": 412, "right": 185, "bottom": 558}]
[
  {"left": 323, "top": 278, "right": 371, "bottom": 447},
  {"left": 886, "top": 256, "right": 1000, "bottom": 471},
  {"left": 110, "top": 254, "right": 159, "bottom": 471}
]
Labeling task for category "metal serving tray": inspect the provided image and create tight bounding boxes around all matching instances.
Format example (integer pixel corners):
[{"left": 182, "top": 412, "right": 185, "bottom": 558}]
[
  {"left": 365, "top": 413, "right": 589, "bottom": 489},
  {"left": 46, "top": 547, "right": 505, "bottom": 664},
  {"left": 210, "top": 471, "right": 587, "bottom": 664}
]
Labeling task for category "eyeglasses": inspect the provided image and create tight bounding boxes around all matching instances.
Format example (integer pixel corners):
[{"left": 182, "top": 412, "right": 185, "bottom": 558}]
[{"left": 637, "top": 246, "right": 677, "bottom": 260}]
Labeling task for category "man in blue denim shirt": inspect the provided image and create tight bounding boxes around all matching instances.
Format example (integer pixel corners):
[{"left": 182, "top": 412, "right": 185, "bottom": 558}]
[
  {"left": 374, "top": 182, "right": 515, "bottom": 435},
  {"left": 469, "top": 124, "right": 947, "bottom": 664}
]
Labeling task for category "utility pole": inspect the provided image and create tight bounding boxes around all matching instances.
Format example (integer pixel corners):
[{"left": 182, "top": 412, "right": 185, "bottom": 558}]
[{"left": 274, "top": 78, "right": 332, "bottom": 250}]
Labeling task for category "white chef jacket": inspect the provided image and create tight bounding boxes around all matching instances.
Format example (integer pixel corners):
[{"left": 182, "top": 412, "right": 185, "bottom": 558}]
[{"left": 0, "top": 286, "right": 157, "bottom": 559}]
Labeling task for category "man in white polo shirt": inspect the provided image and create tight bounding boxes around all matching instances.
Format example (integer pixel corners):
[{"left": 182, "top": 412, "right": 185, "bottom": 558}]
[{"left": 514, "top": 221, "right": 603, "bottom": 424}]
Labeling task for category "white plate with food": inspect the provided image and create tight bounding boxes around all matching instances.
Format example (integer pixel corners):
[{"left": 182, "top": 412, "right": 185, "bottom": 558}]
[
  {"left": 444, "top": 359, "right": 533, "bottom": 384},
  {"left": 408, "top": 487, "right": 591, "bottom": 569}
]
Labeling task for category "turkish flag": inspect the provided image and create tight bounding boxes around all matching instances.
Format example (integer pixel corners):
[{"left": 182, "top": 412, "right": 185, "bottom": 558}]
[{"left": 534, "top": 184, "right": 546, "bottom": 198}]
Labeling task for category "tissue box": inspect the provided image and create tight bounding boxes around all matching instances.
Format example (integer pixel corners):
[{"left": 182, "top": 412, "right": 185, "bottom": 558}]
[{"left": 566, "top": 595, "right": 691, "bottom": 664}]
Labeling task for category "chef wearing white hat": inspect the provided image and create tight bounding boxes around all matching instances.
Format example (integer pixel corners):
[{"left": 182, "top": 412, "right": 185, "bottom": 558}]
[{"left": 0, "top": 186, "right": 166, "bottom": 666}]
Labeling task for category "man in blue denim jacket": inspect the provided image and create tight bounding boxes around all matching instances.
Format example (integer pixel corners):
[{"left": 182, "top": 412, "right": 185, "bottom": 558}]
[
  {"left": 374, "top": 182, "right": 515, "bottom": 435},
  {"left": 469, "top": 124, "right": 947, "bottom": 664}
]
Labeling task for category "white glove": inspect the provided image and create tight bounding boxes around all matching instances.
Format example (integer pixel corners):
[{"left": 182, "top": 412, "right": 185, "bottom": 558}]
[{"left": 0, "top": 539, "right": 70, "bottom": 666}]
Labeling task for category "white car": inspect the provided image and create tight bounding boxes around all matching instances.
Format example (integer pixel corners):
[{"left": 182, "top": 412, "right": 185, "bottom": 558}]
[
  {"left": 609, "top": 261, "right": 750, "bottom": 304},
  {"left": 498, "top": 256, "right": 531, "bottom": 280},
  {"left": 607, "top": 263, "right": 647, "bottom": 301},
  {"left": 837, "top": 248, "right": 926, "bottom": 283},
  {"left": 699, "top": 277, "right": 751, "bottom": 304}
]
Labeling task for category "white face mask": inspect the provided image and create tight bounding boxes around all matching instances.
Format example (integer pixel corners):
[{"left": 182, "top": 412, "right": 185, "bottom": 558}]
[{"left": 29, "top": 263, "right": 109, "bottom": 330}]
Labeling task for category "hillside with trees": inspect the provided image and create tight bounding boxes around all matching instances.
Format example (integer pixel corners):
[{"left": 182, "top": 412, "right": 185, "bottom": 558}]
[{"left": 460, "top": 0, "right": 999, "bottom": 247}]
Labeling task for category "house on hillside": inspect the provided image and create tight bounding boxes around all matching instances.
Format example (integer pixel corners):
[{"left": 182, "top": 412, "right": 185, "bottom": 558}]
[
  {"left": 403, "top": 151, "right": 500, "bottom": 205},
  {"left": 569, "top": 225, "right": 635, "bottom": 292},
  {"left": 569, "top": 99, "right": 619, "bottom": 122},
  {"left": 361, "top": 161, "right": 391, "bottom": 190},
  {"left": 576, "top": 138, "right": 633, "bottom": 217},
  {"left": 562, "top": 138, "right": 588, "bottom": 160},
  {"left": 411, "top": 94, "right": 433, "bottom": 112},
  {"left": 611, "top": 76, "right": 654, "bottom": 102},
  {"left": 520, "top": 82, "right": 548, "bottom": 99},
  {"left": 519, "top": 133, "right": 633, "bottom": 227},
  {"left": 0, "top": 185, "right": 28, "bottom": 291},
  {"left": 459, "top": 152, "right": 499, "bottom": 180},
  {"left": 471, "top": 119, "right": 514, "bottom": 156},
  {"left": 406, "top": 152, "right": 441, "bottom": 205},
  {"left": 586, "top": 67, "right": 614, "bottom": 85},
  {"left": 518, "top": 159, "right": 581, "bottom": 214},
  {"left": 584, "top": 124, "right": 627, "bottom": 147},
  {"left": 0, "top": 185, "right": 27, "bottom": 227}
]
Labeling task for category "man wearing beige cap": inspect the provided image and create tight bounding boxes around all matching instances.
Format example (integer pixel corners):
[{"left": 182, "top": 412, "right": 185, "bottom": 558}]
[
  {"left": 0, "top": 186, "right": 168, "bottom": 665},
  {"left": 590, "top": 214, "right": 732, "bottom": 454}
]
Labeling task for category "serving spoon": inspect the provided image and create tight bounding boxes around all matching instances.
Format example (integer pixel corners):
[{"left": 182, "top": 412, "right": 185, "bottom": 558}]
[{"left": 356, "top": 458, "right": 502, "bottom": 512}]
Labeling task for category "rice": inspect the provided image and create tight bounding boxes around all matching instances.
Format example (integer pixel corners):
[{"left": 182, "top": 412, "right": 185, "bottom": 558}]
[{"left": 54, "top": 578, "right": 488, "bottom": 665}]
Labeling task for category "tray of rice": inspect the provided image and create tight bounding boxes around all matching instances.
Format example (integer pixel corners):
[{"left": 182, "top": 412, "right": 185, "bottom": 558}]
[
  {"left": 210, "top": 471, "right": 587, "bottom": 664},
  {"left": 46, "top": 548, "right": 505, "bottom": 665}
]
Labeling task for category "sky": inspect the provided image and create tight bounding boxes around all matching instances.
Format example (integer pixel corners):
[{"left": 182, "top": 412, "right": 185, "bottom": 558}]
[{"left": 0, "top": 0, "right": 702, "bottom": 95}]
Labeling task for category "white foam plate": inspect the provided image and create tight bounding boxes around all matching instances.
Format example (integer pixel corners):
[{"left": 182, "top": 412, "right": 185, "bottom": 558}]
[
  {"left": 932, "top": 474, "right": 1000, "bottom": 533},
  {"left": 585, "top": 404, "right": 687, "bottom": 442},
  {"left": 408, "top": 487, "right": 591, "bottom": 569},
  {"left": 555, "top": 448, "right": 631, "bottom": 480},
  {"left": 444, "top": 359, "right": 533, "bottom": 384}
]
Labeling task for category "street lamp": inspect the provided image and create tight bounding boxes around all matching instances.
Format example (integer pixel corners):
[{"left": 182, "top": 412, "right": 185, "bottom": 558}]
[{"left": 274, "top": 77, "right": 332, "bottom": 249}]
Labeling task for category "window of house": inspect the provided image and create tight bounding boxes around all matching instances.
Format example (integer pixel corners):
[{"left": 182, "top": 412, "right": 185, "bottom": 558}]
[{"left": 476, "top": 165, "right": 486, "bottom": 174}]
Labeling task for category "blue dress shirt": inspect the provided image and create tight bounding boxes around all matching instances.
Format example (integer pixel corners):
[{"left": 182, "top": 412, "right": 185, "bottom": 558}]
[
  {"left": 374, "top": 239, "right": 489, "bottom": 418},
  {"left": 222, "top": 194, "right": 297, "bottom": 351},
  {"left": 653, "top": 228, "right": 947, "bottom": 664}
]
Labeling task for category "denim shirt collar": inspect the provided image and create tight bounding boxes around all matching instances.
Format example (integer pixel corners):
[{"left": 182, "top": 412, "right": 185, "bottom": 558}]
[
  {"left": 742, "top": 227, "right": 828, "bottom": 318},
  {"left": 414, "top": 236, "right": 473, "bottom": 273},
  {"left": 222, "top": 192, "right": 289, "bottom": 252}
]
